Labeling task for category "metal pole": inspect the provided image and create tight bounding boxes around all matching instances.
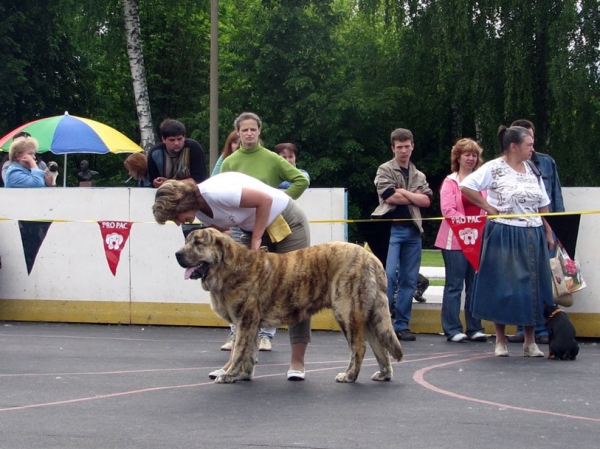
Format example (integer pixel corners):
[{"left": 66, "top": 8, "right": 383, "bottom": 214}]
[
  {"left": 209, "top": 0, "right": 219, "bottom": 172},
  {"left": 63, "top": 154, "right": 67, "bottom": 187}
]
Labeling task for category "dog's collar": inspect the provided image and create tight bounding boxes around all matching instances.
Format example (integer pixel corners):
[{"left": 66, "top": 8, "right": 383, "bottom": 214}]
[{"left": 546, "top": 308, "right": 563, "bottom": 324}]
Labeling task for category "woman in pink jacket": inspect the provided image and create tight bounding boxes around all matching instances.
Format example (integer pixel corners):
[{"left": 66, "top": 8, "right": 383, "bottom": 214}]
[{"left": 434, "top": 138, "right": 487, "bottom": 342}]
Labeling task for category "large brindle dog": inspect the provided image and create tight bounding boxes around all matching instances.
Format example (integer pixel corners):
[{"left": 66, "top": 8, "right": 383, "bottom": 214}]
[{"left": 176, "top": 228, "right": 403, "bottom": 384}]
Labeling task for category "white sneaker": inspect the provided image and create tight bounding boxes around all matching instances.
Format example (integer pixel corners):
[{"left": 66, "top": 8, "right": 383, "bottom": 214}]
[
  {"left": 209, "top": 368, "right": 227, "bottom": 380},
  {"left": 259, "top": 336, "right": 272, "bottom": 351},
  {"left": 220, "top": 333, "right": 235, "bottom": 351},
  {"left": 448, "top": 333, "right": 467, "bottom": 342},
  {"left": 469, "top": 332, "right": 488, "bottom": 342},
  {"left": 523, "top": 343, "right": 544, "bottom": 357}
]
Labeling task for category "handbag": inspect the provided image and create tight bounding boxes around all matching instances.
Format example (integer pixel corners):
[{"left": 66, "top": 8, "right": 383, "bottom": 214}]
[{"left": 550, "top": 245, "right": 586, "bottom": 307}]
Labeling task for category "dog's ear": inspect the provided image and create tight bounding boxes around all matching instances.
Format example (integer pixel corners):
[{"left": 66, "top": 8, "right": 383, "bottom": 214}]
[{"left": 215, "top": 232, "right": 235, "bottom": 265}]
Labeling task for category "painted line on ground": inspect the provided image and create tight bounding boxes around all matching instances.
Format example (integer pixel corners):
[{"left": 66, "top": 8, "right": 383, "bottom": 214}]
[{"left": 413, "top": 354, "right": 600, "bottom": 423}]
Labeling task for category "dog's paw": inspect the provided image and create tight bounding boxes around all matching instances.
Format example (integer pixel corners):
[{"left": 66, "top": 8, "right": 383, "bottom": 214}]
[
  {"left": 215, "top": 372, "right": 253, "bottom": 383},
  {"left": 335, "top": 372, "right": 356, "bottom": 383},
  {"left": 214, "top": 374, "right": 238, "bottom": 384},
  {"left": 371, "top": 371, "right": 392, "bottom": 382}
]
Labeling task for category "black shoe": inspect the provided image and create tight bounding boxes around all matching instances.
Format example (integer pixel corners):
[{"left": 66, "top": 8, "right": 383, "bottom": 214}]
[
  {"left": 536, "top": 335, "right": 549, "bottom": 345},
  {"left": 396, "top": 330, "right": 416, "bottom": 341},
  {"left": 506, "top": 334, "right": 524, "bottom": 343}
]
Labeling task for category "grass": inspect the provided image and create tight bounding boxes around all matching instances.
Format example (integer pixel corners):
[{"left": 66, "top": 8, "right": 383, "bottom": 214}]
[
  {"left": 422, "top": 249, "right": 444, "bottom": 286},
  {"left": 421, "top": 249, "right": 444, "bottom": 267}
]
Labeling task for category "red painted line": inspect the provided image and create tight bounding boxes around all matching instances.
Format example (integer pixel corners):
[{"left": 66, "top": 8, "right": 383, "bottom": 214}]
[
  {"left": 0, "top": 354, "right": 444, "bottom": 412},
  {"left": 0, "top": 366, "right": 213, "bottom": 378},
  {"left": 0, "top": 332, "right": 191, "bottom": 343},
  {"left": 0, "top": 367, "right": 342, "bottom": 413},
  {"left": 0, "top": 381, "right": 216, "bottom": 412},
  {"left": 3, "top": 352, "right": 553, "bottom": 414},
  {"left": 413, "top": 355, "right": 600, "bottom": 423}
]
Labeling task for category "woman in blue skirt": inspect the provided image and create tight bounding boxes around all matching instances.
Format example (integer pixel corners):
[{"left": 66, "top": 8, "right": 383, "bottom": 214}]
[{"left": 460, "top": 125, "right": 554, "bottom": 358}]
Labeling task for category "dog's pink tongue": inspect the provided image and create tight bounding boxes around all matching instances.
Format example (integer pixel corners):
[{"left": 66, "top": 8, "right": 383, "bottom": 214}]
[{"left": 184, "top": 267, "right": 195, "bottom": 280}]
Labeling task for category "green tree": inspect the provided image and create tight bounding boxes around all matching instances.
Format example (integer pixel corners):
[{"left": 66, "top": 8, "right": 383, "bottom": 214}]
[
  {"left": 0, "top": 0, "right": 94, "bottom": 133},
  {"left": 548, "top": 0, "right": 600, "bottom": 185},
  {"left": 140, "top": 0, "right": 211, "bottom": 129}
]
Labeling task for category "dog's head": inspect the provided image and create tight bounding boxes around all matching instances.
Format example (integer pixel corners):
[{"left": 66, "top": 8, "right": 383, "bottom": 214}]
[
  {"left": 544, "top": 303, "right": 560, "bottom": 321},
  {"left": 47, "top": 161, "right": 59, "bottom": 172},
  {"left": 175, "top": 228, "right": 236, "bottom": 282}
]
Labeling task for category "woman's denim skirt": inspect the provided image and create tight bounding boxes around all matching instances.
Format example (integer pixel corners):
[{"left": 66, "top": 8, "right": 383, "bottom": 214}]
[{"left": 470, "top": 220, "right": 553, "bottom": 326}]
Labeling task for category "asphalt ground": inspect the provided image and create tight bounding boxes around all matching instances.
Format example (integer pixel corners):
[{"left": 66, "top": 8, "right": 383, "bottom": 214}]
[{"left": 1, "top": 322, "right": 599, "bottom": 449}]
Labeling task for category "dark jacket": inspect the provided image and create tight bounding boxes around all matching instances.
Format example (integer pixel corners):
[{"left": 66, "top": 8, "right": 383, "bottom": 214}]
[
  {"left": 147, "top": 138, "right": 208, "bottom": 187},
  {"left": 531, "top": 152, "right": 565, "bottom": 212}
]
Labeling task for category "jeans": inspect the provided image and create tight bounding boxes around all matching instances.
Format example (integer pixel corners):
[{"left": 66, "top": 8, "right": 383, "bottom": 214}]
[
  {"left": 515, "top": 323, "right": 548, "bottom": 338},
  {"left": 441, "top": 249, "right": 484, "bottom": 338},
  {"left": 229, "top": 324, "right": 276, "bottom": 339},
  {"left": 386, "top": 225, "right": 422, "bottom": 332}
]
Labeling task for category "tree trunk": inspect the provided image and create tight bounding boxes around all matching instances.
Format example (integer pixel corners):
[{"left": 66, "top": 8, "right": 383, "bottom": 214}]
[{"left": 122, "top": 0, "right": 155, "bottom": 152}]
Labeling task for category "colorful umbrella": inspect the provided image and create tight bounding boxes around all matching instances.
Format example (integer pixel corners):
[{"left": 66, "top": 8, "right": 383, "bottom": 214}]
[
  {"left": 0, "top": 113, "right": 142, "bottom": 154},
  {"left": 0, "top": 112, "right": 142, "bottom": 187}
]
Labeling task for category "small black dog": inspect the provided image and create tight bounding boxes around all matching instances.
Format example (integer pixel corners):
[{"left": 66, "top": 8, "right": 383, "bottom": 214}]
[
  {"left": 544, "top": 304, "right": 579, "bottom": 360},
  {"left": 390, "top": 273, "right": 429, "bottom": 319},
  {"left": 413, "top": 273, "right": 429, "bottom": 303}
]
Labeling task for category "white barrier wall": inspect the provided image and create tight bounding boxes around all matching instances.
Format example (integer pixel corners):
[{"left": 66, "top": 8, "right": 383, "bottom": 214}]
[
  {"left": 560, "top": 188, "right": 599, "bottom": 314},
  {"left": 1, "top": 187, "right": 599, "bottom": 335},
  {"left": 0, "top": 187, "right": 347, "bottom": 328}
]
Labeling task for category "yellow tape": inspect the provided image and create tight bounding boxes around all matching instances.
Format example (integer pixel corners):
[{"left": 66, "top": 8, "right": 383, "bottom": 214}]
[
  {"left": 310, "top": 210, "right": 600, "bottom": 224},
  {"left": 1, "top": 210, "right": 599, "bottom": 225}
]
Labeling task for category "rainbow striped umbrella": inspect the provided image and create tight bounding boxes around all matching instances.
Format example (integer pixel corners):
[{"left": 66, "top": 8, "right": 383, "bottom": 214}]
[{"left": 0, "top": 113, "right": 142, "bottom": 154}]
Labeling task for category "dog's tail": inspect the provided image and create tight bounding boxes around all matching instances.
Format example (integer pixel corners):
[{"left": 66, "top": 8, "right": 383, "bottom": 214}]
[
  {"left": 364, "top": 252, "right": 404, "bottom": 361},
  {"left": 373, "top": 290, "right": 404, "bottom": 362},
  {"left": 383, "top": 325, "right": 404, "bottom": 362}
]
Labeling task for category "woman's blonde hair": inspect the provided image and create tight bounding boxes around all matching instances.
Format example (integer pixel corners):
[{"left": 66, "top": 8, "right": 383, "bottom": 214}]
[
  {"left": 450, "top": 138, "right": 483, "bottom": 173},
  {"left": 152, "top": 180, "right": 199, "bottom": 224},
  {"left": 9, "top": 137, "right": 38, "bottom": 162}
]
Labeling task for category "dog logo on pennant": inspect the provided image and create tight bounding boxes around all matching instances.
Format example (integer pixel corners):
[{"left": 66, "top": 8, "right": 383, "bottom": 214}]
[
  {"left": 458, "top": 228, "right": 478, "bottom": 245},
  {"left": 98, "top": 221, "right": 133, "bottom": 275},
  {"left": 447, "top": 215, "right": 487, "bottom": 271},
  {"left": 106, "top": 233, "right": 124, "bottom": 250}
]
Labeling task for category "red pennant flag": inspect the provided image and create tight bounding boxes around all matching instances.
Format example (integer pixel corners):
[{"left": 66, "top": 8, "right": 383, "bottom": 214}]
[
  {"left": 98, "top": 221, "right": 133, "bottom": 276},
  {"left": 446, "top": 215, "right": 487, "bottom": 272}
]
